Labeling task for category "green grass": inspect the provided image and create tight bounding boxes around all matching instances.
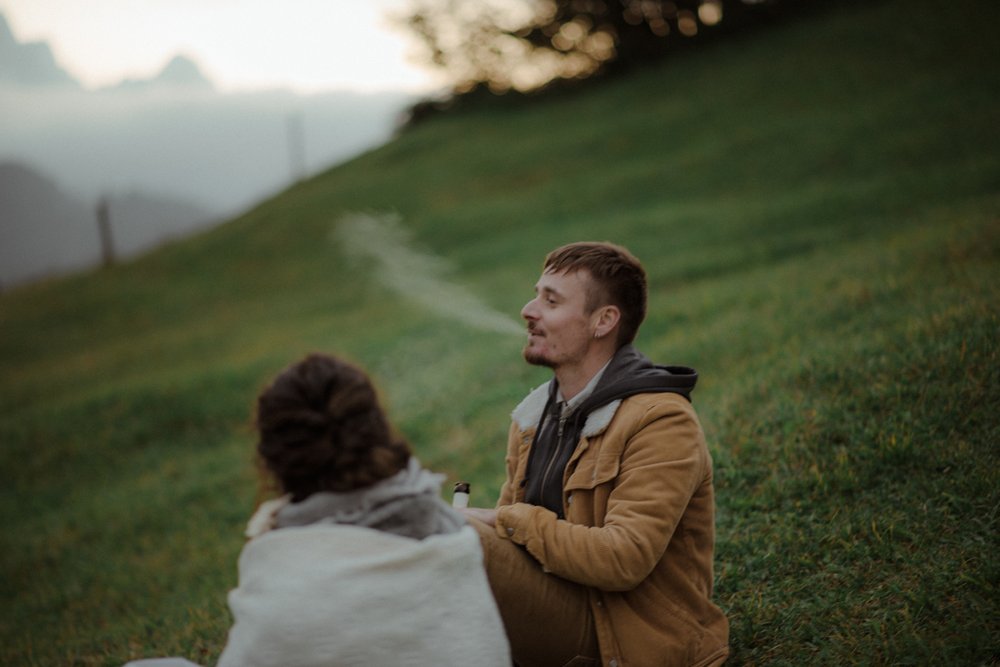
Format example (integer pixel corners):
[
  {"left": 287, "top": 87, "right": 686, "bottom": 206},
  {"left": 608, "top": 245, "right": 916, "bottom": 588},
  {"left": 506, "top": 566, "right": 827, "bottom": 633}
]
[{"left": 2, "top": 0, "right": 998, "bottom": 664}]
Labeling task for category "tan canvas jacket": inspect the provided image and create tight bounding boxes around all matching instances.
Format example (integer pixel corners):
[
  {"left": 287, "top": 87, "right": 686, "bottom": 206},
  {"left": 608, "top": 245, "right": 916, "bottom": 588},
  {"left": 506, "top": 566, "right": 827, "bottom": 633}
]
[{"left": 495, "top": 385, "right": 729, "bottom": 667}]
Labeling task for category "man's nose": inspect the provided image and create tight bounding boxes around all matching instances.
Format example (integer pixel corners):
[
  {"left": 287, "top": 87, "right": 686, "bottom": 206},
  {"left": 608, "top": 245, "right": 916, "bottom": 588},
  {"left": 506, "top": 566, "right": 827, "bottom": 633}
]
[{"left": 521, "top": 298, "right": 539, "bottom": 321}]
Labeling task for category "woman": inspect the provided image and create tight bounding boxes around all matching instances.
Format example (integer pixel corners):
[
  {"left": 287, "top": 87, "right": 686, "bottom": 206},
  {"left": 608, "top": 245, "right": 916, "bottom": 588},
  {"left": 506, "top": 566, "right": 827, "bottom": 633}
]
[
  {"left": 127, "top": 353, "right": 509, "bottom": 667},
  {"left": 218, "top": 353, "right": 510, "bottom": 666}
]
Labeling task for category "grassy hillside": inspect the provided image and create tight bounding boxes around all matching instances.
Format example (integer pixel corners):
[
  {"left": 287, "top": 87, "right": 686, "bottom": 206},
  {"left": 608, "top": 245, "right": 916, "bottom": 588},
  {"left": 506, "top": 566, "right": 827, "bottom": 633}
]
[{"left": 2, "top": 0, "right": 997, "bottom": 664}]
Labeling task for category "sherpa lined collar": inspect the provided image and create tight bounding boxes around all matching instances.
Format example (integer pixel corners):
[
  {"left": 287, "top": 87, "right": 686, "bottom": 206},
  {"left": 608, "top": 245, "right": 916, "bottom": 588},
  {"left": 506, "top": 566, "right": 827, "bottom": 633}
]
[{"left": 511, "top": 381, "right": 621, "bottom": 439}]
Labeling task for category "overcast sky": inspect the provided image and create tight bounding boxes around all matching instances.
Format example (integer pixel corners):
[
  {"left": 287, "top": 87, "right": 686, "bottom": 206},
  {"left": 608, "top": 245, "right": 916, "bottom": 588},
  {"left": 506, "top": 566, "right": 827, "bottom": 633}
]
[{"left": 0, "top": 0, "right": 444, "bottom": 94}]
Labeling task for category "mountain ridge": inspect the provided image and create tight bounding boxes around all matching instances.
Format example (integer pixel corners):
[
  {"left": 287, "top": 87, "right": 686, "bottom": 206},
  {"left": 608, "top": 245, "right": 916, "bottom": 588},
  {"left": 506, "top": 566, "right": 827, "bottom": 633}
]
[{"left": 0, "top": 11, "right": 79, "bottom": 87}]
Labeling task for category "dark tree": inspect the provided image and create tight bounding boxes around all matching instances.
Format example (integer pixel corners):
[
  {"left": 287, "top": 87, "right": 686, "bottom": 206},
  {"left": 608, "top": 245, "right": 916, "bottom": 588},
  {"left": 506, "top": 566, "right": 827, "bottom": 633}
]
[{"left": 400, "top": 0, "right": 782, "bottom": 98}]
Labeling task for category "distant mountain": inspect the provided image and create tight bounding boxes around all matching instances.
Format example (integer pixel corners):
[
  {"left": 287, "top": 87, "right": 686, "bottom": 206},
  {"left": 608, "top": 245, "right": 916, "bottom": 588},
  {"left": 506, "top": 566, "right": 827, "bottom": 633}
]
[
  {"left": 0, "top": 162, "right": 95, "bottom": 286},
  {"left": 0, "top": 12, "right": 211, "bottom": 92},
  {"left": 109, "top": 54, "right": 215, "bottom": 92},
  {"left": 0, "top": 12, "right": 80, "bottom": 87},
  {"left": 0, "top": 161, "right": 215, "bottom": 287}
]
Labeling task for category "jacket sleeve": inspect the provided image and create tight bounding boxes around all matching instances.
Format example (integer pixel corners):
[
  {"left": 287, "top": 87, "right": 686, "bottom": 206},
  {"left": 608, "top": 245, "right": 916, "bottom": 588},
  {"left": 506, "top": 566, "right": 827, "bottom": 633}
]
[{"left": 494, "top": 397, "right": 707, "bottom": 592}]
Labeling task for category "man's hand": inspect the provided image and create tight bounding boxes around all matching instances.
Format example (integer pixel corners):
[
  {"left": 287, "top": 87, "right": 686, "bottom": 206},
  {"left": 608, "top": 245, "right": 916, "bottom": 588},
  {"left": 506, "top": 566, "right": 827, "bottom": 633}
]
[{"left": 461, "top": 507, "right": 498, "bottom": 527}]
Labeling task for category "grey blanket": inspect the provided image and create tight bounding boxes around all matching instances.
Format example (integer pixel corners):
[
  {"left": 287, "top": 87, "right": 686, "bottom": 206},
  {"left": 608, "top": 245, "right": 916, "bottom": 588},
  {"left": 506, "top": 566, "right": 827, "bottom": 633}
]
[{"left": 274, "top": 457, "right": 466, "bottom": 540}]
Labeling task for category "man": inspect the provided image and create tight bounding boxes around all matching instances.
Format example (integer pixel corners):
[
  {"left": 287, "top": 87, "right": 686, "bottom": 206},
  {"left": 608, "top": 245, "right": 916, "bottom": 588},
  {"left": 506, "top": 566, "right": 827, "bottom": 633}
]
[{"left": 463, "top": 242, "right": 729, "bottom": 667}]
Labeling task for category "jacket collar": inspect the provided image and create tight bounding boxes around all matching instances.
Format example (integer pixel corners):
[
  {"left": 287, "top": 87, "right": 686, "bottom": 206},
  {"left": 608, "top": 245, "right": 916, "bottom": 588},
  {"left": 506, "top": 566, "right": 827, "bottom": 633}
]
[{"left": 511, "top": 380, "right": 621, "bottom": 439}]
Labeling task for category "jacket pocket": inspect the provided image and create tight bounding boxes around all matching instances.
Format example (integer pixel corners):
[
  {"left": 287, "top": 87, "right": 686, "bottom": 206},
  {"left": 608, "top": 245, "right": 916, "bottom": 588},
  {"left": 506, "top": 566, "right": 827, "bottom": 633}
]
[{"left": 566, "top": 446, "right": 620, "bottom": 491}]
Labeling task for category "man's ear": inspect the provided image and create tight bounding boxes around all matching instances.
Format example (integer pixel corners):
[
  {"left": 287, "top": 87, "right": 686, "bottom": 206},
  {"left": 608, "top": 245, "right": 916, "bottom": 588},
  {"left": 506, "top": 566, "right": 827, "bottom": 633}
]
[{"left": 592, "top": 305, "right": 621, "bottom": 340}]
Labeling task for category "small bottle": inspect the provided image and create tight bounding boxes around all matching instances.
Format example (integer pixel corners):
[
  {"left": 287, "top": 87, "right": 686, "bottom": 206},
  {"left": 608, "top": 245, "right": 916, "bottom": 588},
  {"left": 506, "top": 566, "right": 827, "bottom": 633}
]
[{"left": 452, "top": 481, "right": 471, "bottom": 508}]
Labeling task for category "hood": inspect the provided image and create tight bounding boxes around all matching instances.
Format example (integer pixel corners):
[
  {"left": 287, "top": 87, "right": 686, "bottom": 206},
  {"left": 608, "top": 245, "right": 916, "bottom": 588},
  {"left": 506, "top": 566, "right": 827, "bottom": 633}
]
[{"left": 577, "top": 344, "right": 697, "bottom": 417}]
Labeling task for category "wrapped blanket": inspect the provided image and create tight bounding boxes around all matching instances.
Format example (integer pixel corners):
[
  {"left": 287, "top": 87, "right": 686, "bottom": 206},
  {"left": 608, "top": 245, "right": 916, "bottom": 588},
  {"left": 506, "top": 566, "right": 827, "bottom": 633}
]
[{"left": 217, "top": 523, "right": 510, "bottom": 667}]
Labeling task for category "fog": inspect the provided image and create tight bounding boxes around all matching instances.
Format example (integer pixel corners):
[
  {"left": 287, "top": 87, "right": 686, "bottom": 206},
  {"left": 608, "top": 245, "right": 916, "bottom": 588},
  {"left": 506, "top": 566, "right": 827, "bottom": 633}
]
[
  {"left": 335, "top": 212, "right": 524, "bottom": 336},
  {"left": 0, "top": 84, "right": 415, "bottom": 217}
]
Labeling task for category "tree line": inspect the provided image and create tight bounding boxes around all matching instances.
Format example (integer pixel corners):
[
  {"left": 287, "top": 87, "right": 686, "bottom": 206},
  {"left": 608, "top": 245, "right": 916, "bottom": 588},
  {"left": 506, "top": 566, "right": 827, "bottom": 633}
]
[{"left": 399, "top": 0, "right": 835, "bottom": 123}]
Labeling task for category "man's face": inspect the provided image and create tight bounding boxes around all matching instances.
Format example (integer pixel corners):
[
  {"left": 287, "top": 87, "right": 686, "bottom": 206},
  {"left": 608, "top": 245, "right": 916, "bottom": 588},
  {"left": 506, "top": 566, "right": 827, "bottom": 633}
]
[{"left": 521, "top": 268, "right": 596, "bottom": 369}]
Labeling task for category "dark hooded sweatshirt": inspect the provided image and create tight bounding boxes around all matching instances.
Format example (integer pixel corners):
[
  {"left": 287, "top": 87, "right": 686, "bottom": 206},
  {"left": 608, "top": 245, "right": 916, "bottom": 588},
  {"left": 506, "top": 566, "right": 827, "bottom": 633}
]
[{"left": 523, "top": 344, "right": 698, "bottom": 518}]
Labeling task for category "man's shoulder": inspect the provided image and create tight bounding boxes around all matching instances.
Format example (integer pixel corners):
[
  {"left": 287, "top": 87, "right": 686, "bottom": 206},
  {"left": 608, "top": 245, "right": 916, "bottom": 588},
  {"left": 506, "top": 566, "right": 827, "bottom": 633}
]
[
  {"left": 603, "top": 392, "right": 702, "bottom": 438},
  {"left": 619, "top": 391, "right": 700, "bottom": 422},
  {"left": 622, "top": 390, "right": 696, "bottom": 410},
  {"left": 581, "top": 392, "right": 695, "bottom": 440}
]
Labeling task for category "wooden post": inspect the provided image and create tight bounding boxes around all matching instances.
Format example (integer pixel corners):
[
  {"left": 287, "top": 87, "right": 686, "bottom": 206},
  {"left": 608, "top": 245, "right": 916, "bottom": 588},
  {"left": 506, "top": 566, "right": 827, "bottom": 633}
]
[
  {"left": 287, "top": 113, "right": 306, "bottom": 184},
  {"left": 96, "top": 196, "right": 116, "bottom": 267}
]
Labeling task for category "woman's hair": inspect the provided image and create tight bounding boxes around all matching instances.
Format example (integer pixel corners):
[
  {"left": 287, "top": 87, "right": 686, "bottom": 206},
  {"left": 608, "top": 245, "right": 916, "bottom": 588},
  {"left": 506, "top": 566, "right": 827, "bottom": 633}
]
[{"left": 255, "top": 353, "right": 411, "bottom": 502}]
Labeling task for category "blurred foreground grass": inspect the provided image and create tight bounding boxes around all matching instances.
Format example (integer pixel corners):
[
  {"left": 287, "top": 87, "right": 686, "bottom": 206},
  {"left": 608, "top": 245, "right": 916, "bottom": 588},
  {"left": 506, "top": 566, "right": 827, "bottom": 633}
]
[{"left": 1, "top": 0, "right": 997, "bottom": 664}]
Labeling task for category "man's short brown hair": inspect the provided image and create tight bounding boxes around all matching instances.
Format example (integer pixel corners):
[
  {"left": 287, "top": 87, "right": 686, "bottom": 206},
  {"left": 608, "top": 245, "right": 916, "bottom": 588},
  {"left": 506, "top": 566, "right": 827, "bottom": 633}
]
[{"left": 543, "top": 242, "right": 647, "bottom": 347}]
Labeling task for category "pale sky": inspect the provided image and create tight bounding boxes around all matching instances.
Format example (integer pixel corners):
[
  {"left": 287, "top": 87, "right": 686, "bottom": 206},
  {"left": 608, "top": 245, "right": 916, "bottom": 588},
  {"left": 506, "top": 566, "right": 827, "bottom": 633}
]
[{"left": 0, "top": 0, "right": 444, "bottom": 94}]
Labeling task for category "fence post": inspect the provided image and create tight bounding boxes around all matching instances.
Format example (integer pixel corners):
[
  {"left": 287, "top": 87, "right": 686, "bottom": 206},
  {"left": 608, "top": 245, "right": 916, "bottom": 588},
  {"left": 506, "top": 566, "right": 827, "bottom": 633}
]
[{"left": 96, "top": 196, "right": 116, "bottom": 267}]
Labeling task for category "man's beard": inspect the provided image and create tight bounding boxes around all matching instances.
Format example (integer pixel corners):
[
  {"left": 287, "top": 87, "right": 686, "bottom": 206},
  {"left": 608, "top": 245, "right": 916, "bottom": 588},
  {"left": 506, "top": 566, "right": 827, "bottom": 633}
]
[{"left": 522, "top": 345, "right": 555, "bottom": 368}]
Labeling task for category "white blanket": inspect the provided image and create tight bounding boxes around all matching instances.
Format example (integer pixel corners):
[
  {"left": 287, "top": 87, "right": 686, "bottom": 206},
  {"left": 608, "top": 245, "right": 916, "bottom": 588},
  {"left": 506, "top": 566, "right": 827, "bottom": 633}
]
[{"left": 217, "top": 524, "right": 510, "bottom": 667}]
